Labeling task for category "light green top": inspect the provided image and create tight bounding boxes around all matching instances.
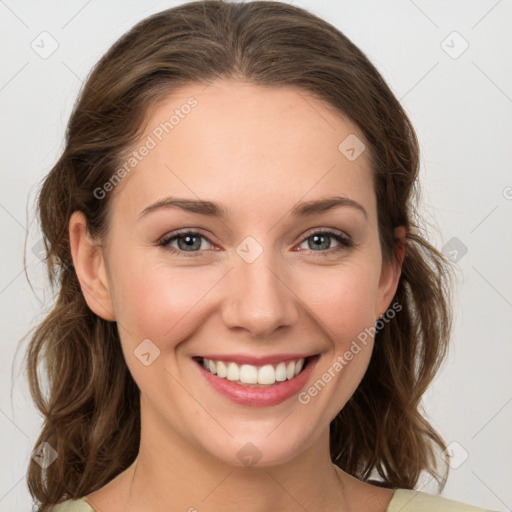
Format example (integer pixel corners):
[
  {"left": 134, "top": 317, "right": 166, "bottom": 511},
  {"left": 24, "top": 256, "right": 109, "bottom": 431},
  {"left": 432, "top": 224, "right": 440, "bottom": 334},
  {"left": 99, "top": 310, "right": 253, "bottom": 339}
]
[{"left": 48, "top": 489, "right": 499, "bottom": 511}]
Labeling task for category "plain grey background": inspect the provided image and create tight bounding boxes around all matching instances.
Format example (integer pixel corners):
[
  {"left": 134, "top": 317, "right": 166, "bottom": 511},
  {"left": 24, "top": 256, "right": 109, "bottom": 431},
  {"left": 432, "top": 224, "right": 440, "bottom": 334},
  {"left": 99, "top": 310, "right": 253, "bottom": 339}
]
[{"left": 1, "top": 1, "right": 511, "bottom": 511}]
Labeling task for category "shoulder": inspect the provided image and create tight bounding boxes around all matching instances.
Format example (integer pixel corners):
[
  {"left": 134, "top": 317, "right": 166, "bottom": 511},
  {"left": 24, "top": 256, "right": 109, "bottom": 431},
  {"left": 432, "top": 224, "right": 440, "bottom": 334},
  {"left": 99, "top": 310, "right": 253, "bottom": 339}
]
[
  {"left": 387, "top": 489, "right": 499, "bottom": 512},
  {"left": 47, "top": 498, "right": 95, "bottom": 512}
]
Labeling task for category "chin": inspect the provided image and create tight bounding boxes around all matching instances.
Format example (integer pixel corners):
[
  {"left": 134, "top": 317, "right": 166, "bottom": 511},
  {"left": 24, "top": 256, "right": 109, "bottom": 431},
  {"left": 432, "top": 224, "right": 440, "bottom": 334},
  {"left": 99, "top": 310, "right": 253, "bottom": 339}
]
[{"left": 200, "top": 426, "right": 314, "bottom": 469}]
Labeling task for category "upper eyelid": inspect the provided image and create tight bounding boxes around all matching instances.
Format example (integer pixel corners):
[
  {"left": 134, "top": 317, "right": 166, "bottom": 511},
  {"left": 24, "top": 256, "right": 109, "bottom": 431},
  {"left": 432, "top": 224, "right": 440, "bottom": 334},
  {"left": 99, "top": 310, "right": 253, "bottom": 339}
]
[
  {"left": 301, "top": 227, "right": 350, "bottom": 239},
  {"left": 159, "top": 229, "right": 214, "bottom": 244}
]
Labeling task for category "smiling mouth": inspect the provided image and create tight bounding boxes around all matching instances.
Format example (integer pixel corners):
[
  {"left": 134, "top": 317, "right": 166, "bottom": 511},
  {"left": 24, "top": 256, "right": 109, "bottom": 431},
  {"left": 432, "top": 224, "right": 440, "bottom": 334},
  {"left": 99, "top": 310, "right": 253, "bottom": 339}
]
[{"left": 192, "top": 355, "right": 316, "bottom": 387}]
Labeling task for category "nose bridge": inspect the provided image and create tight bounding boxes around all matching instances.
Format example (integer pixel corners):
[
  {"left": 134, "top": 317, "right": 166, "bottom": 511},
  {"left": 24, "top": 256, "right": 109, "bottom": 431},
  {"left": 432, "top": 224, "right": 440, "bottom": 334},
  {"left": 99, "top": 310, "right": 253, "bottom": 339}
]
[{"left": 222, "top": 242, "right": 299, "bottom": 337}]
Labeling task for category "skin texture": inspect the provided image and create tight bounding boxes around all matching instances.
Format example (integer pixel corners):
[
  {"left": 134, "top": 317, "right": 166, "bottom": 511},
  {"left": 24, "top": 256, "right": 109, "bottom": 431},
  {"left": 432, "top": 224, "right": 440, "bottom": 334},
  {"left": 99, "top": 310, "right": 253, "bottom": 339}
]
[{"left": 69, "top": 80, "right": 406, "bottom": 512}]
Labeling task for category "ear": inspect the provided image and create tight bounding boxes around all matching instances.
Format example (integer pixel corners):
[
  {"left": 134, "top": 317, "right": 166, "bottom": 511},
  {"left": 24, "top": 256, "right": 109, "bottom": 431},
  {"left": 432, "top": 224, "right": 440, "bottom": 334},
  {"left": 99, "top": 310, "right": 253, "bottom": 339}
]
[
  {"left": 69, "top": 210, "right": 116, "bottom": 321},
  {"left": 375, "top": 226, "right": 407, "bottom": 319}
]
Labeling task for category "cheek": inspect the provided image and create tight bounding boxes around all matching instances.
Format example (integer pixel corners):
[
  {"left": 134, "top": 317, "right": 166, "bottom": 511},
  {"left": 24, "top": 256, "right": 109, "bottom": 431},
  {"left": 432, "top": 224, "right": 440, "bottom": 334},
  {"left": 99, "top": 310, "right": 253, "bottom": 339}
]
[
  {"left": 290, "top": 263, "right": 381, "bottom": 421},
  {"left": 297, "top": 261, "right": 381, "bottom": 342},
  {"left": 109, "top": 258, "right": 226, "bottom": 399},
  {"left": 111, "top": 251, "right": 382, "bottom": 347},
  {"left": 110, "top": 255, "right": 225, "bottom": 346}
]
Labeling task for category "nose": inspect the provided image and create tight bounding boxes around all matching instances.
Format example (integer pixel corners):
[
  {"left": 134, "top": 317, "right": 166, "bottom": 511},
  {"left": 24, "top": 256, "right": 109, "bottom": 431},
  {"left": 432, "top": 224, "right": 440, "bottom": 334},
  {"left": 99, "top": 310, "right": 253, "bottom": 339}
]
[{"left": 221, "top": 249, "right": 300, "bottom": 338}]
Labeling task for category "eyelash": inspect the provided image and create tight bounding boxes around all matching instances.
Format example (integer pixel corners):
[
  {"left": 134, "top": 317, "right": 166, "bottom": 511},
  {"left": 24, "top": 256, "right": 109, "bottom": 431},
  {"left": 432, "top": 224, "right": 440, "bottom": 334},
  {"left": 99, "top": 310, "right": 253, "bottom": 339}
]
[{"left": 157, "top": 228, "right": 354, "bottom": 258}]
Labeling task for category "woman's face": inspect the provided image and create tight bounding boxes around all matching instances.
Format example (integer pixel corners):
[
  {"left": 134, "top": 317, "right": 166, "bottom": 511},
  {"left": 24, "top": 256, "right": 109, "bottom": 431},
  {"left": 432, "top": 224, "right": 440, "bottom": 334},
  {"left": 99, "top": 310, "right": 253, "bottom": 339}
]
[{"left": 72, "top": 80, "right": 402, "bottom": 468}]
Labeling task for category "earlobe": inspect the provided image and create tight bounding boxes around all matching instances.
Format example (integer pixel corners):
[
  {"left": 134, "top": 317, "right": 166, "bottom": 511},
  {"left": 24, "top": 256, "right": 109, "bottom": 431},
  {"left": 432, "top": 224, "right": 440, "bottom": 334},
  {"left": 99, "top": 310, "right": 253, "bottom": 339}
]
[
  {"left": 375, "top": 226, "right": 407, "bottom": 318},
  {"left": 68, "top": 211, "right": 116, "bottom": 321}
]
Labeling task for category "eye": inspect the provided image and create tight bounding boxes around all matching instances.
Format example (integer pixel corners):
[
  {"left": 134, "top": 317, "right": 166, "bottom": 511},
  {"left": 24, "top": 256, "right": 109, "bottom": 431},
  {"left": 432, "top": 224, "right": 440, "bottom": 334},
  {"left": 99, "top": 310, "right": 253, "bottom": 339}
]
[
  {"left": 296, "top": 229, "right": 353, "bottom": 254},
  {"left": 158, "top": 228, "right": 354, "bottom": 258},
  {"left": 158, "top": 230, "right": 213, "bottom": 257}
]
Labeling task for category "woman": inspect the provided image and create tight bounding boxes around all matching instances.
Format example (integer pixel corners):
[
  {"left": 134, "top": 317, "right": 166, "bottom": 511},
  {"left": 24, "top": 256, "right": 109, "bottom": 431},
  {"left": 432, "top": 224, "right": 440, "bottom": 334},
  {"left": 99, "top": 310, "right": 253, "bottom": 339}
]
[{"left": 25, "top": 1, "right": 497, "bottom": 510}]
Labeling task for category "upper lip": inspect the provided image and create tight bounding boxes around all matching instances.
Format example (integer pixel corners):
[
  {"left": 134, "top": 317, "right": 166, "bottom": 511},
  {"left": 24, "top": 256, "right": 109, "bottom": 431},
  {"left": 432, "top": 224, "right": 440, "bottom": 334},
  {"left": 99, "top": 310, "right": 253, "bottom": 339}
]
[{"left": 194, "top": 353, "right": 318, "bottom": 366}]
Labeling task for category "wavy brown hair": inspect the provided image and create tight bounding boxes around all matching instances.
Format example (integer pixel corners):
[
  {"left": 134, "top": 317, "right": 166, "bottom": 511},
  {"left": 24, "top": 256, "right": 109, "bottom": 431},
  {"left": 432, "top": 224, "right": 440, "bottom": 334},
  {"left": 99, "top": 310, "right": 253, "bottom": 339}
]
[{"left": 23, "top": 1, "right": 454, "bottom": 509}]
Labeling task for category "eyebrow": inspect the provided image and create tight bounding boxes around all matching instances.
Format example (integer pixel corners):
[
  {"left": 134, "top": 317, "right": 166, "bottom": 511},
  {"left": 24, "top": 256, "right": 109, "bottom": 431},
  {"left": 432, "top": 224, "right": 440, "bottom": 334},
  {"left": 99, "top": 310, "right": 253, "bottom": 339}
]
[{"left": 137, "top": 195, "right": 368, "bottom": 221}]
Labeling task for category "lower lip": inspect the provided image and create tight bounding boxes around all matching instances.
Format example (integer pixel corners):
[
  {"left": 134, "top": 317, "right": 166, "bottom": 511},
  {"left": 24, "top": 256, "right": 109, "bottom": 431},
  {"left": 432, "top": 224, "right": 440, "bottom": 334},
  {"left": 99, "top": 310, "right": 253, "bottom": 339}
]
[{"left": 194, "top": 355, "right": 320, "bottom": 407}]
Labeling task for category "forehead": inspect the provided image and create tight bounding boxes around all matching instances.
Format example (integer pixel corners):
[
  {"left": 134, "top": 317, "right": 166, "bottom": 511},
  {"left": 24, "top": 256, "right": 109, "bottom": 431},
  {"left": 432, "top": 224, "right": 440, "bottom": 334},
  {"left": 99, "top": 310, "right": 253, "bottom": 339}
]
[{"left": 110, "top": 80, "right": 375, "bottom": 222}]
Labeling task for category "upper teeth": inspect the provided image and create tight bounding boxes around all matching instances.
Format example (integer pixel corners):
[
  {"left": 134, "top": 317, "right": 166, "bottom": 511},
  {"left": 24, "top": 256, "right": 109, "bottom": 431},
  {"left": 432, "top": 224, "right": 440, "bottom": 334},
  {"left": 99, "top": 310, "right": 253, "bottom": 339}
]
[{"left": 202, "top": 358, "right": 305, "bottom": 385}]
